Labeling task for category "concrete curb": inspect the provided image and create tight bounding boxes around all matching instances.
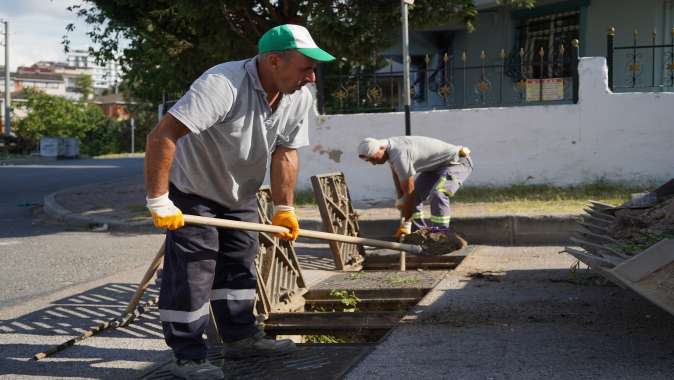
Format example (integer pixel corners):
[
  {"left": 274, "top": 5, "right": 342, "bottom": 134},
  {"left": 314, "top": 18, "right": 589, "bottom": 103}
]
[
  {"left": 44, "top": 188, "right": 578, "bottom": 244},
  {"left": 343, "top": 215, "right": 578, "bottom": 245},
  {"left": 43, "top": 190, "right": 151, "bottom": 229}
]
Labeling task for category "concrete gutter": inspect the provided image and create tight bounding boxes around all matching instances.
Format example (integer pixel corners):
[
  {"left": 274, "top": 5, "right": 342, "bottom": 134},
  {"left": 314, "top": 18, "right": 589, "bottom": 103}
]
[
  {"left": 44, "top": 189, "right": 578, "bottom": 245},
  {"left": 301, "top": 214, "right": 577, "bottom": 246}
]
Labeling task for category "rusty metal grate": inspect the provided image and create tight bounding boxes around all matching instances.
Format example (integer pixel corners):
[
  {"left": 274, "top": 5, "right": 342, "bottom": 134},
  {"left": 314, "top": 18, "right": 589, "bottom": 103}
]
[
  {"left": 311, "top": 172, "right": 365, "bottom": 271},
  {"left": 142, "top": 344, "right": 374, "bottom": 380},
  {"left": 565, "top": 201, "right": 627, "bottom": 268},
  {"left": 564, "top": 200, "right": 674, "bottom": 316},
  {"left": 254, "top": 187, "right": 307, "bottom": 316},
  {"left": 205, "top": 188, "right": 308, "bottom": 345}
]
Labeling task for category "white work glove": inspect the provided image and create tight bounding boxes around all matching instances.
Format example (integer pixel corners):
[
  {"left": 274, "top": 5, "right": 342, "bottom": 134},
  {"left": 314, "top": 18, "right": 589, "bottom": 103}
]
[{"left": 146, "top": 192, "right": 185, "bottom": 230}]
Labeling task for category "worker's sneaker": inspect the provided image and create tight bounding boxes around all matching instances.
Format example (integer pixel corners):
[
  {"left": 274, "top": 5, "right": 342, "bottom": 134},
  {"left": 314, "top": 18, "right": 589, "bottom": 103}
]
[
  {"left": 169, "top": 358, "right": 224, "bottom": 380},
  {"left": 222, "top": 331, "right": 296, "bottom": 359}
]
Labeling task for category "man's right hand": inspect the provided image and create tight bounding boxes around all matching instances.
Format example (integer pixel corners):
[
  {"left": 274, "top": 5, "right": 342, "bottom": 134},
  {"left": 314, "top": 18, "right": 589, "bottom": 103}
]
[{"left": 146, "top": 192, "right": 185, "bottom": 230}]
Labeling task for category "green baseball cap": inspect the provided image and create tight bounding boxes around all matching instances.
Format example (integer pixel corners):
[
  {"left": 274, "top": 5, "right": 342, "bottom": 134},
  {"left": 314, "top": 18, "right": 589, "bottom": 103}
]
[{"left": 258, "top": 24, "right": 336, "bottom": 62}]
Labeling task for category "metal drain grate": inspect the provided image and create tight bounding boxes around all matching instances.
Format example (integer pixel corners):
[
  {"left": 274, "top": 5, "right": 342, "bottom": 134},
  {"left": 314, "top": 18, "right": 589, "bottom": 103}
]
[
  {"left": 254, "top": 187, "right": 307, "bottom": 315},
  {"left": 142, "top": 344, "right": 373, "bottom": 380},
  {"left": 311, "top": 172, "right": 365, "bottom": 271}
]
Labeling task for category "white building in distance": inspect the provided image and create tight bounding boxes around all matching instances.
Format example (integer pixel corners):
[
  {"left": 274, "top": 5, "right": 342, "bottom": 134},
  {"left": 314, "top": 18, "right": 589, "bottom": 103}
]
[{"left": 66, "top": 49, "right": 123, "bottom": 93}]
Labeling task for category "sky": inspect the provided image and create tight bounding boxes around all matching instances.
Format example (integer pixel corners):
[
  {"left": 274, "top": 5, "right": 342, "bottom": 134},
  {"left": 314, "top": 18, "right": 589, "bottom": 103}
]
[{"left": 0, "top": 0, "right": 103, "bottom": 71}]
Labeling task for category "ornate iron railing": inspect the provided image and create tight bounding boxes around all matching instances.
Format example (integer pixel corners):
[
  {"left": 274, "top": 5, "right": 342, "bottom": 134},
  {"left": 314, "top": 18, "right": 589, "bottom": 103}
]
[
  {"left": 318, "top": 42, "right": 579, "bottom": 115},
  {"left": 607, "top": 26, "right": 674, "bottom": 92}
]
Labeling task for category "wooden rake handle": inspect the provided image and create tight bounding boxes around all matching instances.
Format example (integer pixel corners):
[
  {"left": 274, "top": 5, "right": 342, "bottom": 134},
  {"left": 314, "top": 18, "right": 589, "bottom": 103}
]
[{"left": 183, "top": 214, "right": 423, "bottom": 254}]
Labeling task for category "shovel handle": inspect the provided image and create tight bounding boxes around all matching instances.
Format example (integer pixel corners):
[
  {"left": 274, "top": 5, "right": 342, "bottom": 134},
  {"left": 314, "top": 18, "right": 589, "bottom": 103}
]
[{"left": 183, "top": 214, "right": 423, "bottom": 254}]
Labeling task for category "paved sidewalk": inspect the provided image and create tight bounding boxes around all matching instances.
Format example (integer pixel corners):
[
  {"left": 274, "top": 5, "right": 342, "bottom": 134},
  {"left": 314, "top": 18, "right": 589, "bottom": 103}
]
[
  {"left": 346, "top": 246, "right": 674, "bottom": 380},
  {"left": 3, "top": 178, "right": 669, "bottom": 379}
]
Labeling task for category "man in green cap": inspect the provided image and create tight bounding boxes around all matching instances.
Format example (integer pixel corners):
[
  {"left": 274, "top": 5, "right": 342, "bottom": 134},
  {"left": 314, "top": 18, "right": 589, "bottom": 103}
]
[{"left": 144, "top": 24, "right": 334, "bottom": 379}]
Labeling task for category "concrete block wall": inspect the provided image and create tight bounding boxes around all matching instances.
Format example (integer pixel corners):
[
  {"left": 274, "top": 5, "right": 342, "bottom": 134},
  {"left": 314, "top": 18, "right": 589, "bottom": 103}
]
[{"left": 299, "top": 57, "right": 674, "bottom": 204}]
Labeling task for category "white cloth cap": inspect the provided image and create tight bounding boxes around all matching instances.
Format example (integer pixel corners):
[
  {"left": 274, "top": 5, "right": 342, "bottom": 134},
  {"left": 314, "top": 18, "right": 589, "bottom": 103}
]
[{"left": 357, "top": 138, "right": 386, "bottom": 158}]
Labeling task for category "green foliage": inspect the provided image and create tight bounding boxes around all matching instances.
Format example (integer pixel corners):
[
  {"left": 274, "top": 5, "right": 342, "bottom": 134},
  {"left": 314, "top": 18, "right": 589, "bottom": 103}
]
[
  {"left": 73, "top": 74, "right": 94, "bottom": 100},
  {"left": 384, "top": 274, "right": 420, "bottom": 287},
  {"left": 304, "top": 334, "right": 351, "bottom": 344},
  {"left": 80, "top": 116, "right": 123, "bottom": 155},
  {"left": 14, "top": 88, "right": 125, "bottom": 156},
  {"left": 621, "top": 232, "right": 674, "bottom": 255},
  {"left": 329, "top": 289, "right": 360, "bottom": 312},
  {"left": 294, "top": 189, "right": 316, "bottom": 205},
  {"left": 117, "top": 101, "right": 157, "bottom": 153},
  {"left": 64, "top": 0, "right": 535, "bottom": 103}
]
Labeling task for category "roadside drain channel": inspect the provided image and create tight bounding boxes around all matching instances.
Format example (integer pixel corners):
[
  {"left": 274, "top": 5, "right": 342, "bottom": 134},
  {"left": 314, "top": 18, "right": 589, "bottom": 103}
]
[{"left": 142, "top": 271, "right": 446, "bottom": 379}]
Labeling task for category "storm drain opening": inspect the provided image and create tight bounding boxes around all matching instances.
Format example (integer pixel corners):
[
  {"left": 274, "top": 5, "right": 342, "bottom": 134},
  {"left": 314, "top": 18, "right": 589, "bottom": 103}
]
[
  {"left": 141, "top": 272, "right": 443, "bottom": 380},
  {"left": 142, "top": 184, "right": 461, "bottom": 379},
  {"left": 266, "top": 286, "right": 434, "bottom": 345}
]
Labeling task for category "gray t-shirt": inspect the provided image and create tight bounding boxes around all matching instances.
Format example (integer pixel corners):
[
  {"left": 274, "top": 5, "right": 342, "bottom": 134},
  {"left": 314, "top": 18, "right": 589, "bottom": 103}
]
[
  {"left": 168, "top": 57, "right": 311, "bottom": 208},
  {"left": 387, "top": 136, "right": 462, "bottom": 179}
]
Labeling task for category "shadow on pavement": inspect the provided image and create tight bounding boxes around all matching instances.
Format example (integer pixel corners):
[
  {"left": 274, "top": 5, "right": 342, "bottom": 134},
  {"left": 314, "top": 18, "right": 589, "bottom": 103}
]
[
  {"left": 0, "top": 283, "right": 167, "bottom": 378},
  {"left": 296, "top": 246, "right": 337, "bottom": 271},
  {"left": 367, "top": 267, "right": 674, "bottom": 379}
]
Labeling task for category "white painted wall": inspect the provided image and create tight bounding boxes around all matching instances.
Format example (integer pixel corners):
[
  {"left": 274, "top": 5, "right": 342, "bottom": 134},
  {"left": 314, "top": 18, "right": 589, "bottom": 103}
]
[{"left": 298, "top": 57, "right": 674, "bottom": 204}]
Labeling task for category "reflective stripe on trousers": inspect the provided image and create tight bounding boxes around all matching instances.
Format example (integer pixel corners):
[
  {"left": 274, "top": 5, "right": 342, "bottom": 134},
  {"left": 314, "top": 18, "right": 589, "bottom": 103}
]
[
  {"left": 159, "top": 183, "right": 261, "bottom": 361},
  {"left": 411, "top": 156, "right": 473, "bottom": 229}
]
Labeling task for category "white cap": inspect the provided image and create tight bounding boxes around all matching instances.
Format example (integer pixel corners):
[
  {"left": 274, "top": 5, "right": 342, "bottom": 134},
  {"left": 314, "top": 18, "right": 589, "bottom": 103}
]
[{"left": 357, "top": 138, "right": 386, "bottom": 159}]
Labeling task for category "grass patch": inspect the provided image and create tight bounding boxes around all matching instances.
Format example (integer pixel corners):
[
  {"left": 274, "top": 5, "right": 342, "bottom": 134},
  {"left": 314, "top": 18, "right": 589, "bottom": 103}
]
[
  {"left": 384, "top": 273, "right": 421, "bottom": 287},
  {"left": 295, "top": 189, "right": 316, "bottom": 205},
  {"left": 294, "top": 179, "right": 651, "bottom": 212},
  {"left": 454, "top": 180, "right": 651, "bottom": 203},
  {"left": 451, "top": 180, "right": 653, "bottom": 214}
]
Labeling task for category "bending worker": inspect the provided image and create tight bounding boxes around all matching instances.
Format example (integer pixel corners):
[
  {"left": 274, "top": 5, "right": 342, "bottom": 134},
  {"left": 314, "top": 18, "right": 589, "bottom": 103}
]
[
  {"left": 144, "top": 25, "right": 335, "bottom": 379},
  {"left": 357, "top": 136, "right": 473, "bottom": 238}
]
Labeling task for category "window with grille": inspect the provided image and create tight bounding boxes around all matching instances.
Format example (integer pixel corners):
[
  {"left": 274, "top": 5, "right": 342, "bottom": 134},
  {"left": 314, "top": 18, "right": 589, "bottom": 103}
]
[{"left": 516, "top": 10, "right": 580, "bottom": 79}]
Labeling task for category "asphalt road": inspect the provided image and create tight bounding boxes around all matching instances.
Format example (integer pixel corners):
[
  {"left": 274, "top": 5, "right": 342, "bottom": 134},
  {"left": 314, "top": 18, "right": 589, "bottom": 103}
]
[
  {"left": 0, "top": 157, "right": 163, "bottom": 308},
  {"left": 0, "top": 157, "right": 143, "bottom": 237}
]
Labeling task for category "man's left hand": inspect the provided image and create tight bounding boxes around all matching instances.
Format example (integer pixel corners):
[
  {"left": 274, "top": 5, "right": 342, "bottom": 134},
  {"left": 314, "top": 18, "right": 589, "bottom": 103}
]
[
  {"left": 272, "top": 206, "right": 300, "bottom": 241},
  {"left": 394, "top": 220, "right": 412, "bottom": 240}
]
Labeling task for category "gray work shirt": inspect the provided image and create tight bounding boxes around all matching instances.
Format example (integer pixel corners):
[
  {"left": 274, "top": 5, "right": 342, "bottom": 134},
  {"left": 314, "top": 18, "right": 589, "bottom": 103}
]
[
  {"left": 168, "top": 56, "right": 311, "bottom": 208},
  {"left": 386, "top": 136, "right": 462, "bottom": 179}
]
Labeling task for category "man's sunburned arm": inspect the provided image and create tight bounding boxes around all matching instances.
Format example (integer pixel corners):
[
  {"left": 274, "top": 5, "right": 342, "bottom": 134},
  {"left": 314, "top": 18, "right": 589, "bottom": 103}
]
[
  {"left": 270, "top": 146, "right": 299, "bottom": 206},
  {"left": 144, "top": 114, "right": 190, "bottom": 198}
]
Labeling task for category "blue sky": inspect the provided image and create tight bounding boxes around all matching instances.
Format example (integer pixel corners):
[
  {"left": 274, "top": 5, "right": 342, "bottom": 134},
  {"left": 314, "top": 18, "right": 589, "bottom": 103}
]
[{"left": 0, "top": 0, "right": 104, "bottom": 71}]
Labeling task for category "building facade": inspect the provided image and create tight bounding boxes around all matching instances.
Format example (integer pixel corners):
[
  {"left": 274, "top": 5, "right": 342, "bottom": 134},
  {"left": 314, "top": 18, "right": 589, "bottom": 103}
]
[
  {"left": 66, "top": 49, "right": 123, "bottom": 93},
  {"left": 321, "top": 0, "right": 674, "bottom": 113}
]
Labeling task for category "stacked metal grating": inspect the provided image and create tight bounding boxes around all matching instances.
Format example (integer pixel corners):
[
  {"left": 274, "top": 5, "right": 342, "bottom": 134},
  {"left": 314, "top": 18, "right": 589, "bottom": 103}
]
[
  {"left": 311, "top": 172, "right": 365, "bottom": 271},
  {"left": 564, "top": 199, "right": 674, "bottom": 317},
  {"left": 254, "top": 187, "right": 307, "bottom": 316}
]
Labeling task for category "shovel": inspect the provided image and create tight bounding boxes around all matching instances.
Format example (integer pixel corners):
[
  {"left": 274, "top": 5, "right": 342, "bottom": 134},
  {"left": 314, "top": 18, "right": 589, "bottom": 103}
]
[{"left": 183, "top": 214, "right": 423, "bottom": 254}]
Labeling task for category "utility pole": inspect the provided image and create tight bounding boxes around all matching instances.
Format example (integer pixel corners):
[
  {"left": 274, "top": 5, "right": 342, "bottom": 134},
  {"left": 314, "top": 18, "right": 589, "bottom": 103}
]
[
  {"left": 130, "top": 118, "right": 135, "bottom": 153},
  {"left": 401, "top": 0, "right": 413, "bottom": 136},
  {"left": 2, "top": 20, "right": 10, "bottom": 136}
]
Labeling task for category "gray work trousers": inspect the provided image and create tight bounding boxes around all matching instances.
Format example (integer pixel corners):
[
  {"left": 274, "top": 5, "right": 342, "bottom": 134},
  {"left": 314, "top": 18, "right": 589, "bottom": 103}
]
[{"left": 411, "top": 156, "right": 473, "bottom": 230}]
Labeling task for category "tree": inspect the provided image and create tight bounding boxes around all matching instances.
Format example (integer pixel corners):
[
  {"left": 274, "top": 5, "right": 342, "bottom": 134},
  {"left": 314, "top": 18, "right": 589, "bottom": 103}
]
[
  {"left": 14, "top": 88, "right": 123, "bottom": 156},
  {"left": 64, "top": 0, "right": 534, "bottom": 103},
  {"left": 73, "top": 74, "right": 94, "bottom": 100}
]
